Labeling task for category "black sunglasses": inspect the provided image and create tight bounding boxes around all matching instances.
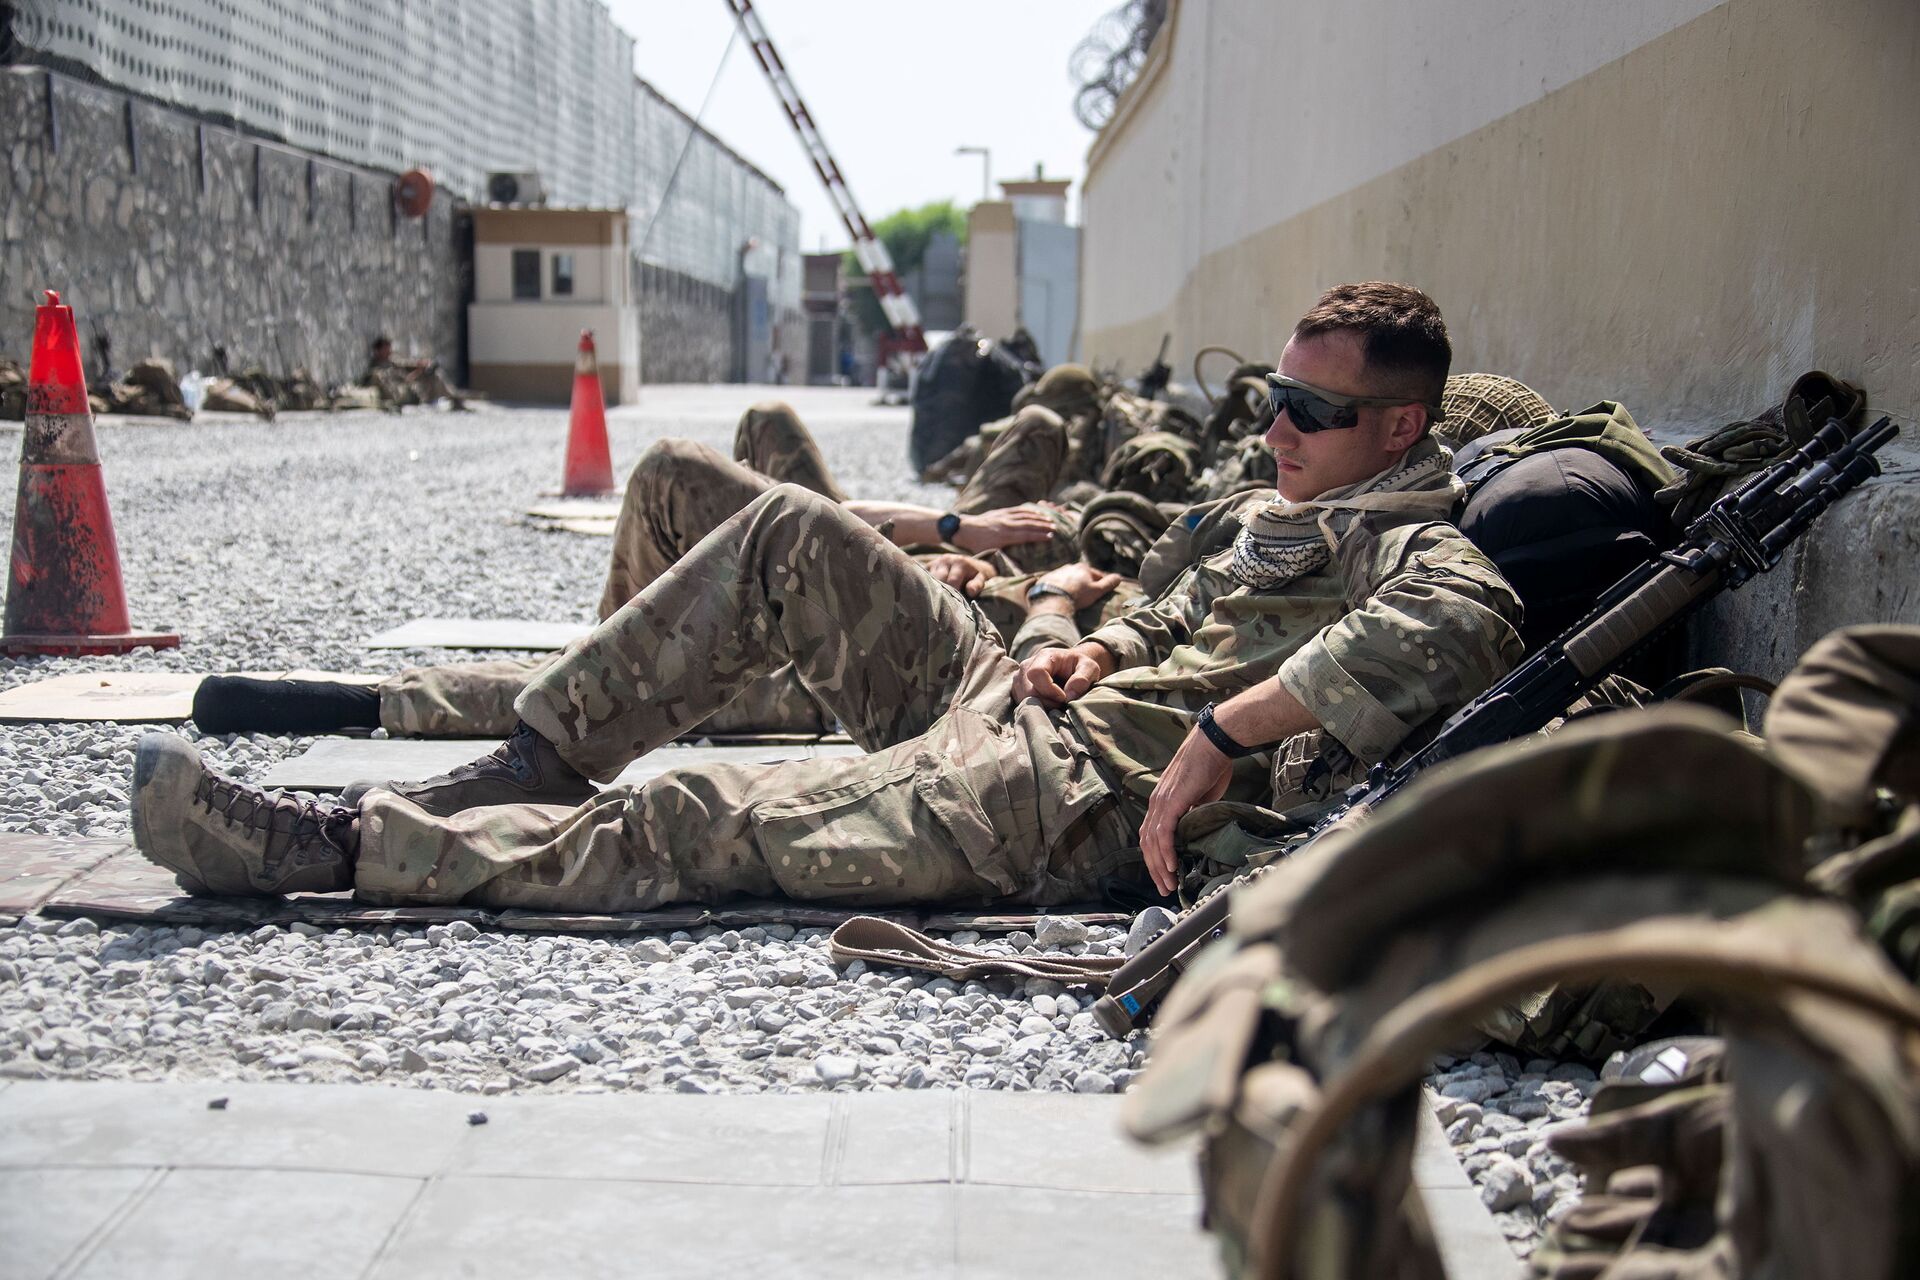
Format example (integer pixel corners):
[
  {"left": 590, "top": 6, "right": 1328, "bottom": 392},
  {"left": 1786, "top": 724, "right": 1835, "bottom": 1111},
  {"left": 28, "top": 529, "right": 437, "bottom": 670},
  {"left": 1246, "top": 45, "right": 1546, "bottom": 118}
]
[{"left": 1265, "top": 374, "right": 1439, "bottom": 434}]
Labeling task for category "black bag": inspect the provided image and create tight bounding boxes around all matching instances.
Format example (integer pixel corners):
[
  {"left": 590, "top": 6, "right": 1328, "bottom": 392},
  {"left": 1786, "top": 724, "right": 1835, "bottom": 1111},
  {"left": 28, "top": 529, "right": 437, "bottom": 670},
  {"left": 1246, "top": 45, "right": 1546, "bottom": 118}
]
[
  {"left": 1453, "top": 403, "right": 1677, "bottom": 652},
  {"left": 907, "top": 326, "right": 1034, "bottom": 475}
]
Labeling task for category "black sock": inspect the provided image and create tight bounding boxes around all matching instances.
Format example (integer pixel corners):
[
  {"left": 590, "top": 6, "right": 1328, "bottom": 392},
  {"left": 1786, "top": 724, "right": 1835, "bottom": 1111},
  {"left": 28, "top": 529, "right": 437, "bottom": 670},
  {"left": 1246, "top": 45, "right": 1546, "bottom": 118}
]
[{"left": 192, "top": 676, "right": 381, "bottom": 735}]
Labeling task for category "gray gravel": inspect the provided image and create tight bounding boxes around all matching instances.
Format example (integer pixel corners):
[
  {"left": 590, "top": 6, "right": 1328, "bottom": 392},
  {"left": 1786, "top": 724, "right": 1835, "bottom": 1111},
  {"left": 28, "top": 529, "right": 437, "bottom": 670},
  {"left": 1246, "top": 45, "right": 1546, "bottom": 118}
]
[
  {"left": 0, "top": 386, "right": 951, "bottom": 837},
  {"left": 0, "top": 386, "right": 1590, "bottom": 1253},
  {"left": 0, "top": 912, "right": 1146, "bottom": 1095},
  {"left": 1429, "top": 1053, "right": 1599, "bottom": 1256}
]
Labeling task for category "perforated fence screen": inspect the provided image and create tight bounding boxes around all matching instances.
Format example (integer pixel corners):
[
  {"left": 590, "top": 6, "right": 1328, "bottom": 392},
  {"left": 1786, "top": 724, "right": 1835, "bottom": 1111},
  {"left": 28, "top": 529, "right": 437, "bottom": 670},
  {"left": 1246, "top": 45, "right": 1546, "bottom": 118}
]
[{"left": 6, "top": 0, "right": 800, "bottom": 306}]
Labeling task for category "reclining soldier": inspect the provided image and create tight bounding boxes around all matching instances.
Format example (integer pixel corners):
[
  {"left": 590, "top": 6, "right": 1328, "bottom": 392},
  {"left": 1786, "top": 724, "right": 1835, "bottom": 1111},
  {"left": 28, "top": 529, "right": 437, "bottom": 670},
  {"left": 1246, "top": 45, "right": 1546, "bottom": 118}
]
[
  {"left": 128, "top": 281, "right": 1523, "bottom": 914},
  {"left": 191, "top": 399, "right": 1099, "bottom": 740}
]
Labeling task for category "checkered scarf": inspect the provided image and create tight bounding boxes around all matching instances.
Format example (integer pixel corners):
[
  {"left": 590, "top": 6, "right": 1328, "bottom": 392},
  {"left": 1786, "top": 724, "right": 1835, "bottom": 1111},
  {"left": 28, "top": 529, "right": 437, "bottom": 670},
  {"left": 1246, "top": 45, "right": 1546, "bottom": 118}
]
[{"left": 1229, "top": 440, "right": 1463, "bottom": 589}]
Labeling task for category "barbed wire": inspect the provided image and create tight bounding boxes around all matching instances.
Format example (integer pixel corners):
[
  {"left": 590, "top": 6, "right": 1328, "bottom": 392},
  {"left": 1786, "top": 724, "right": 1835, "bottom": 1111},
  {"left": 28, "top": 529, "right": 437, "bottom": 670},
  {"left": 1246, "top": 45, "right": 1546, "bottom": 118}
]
[{"left": 1069, "top": 0, "right": 1170, "bottom": 130}]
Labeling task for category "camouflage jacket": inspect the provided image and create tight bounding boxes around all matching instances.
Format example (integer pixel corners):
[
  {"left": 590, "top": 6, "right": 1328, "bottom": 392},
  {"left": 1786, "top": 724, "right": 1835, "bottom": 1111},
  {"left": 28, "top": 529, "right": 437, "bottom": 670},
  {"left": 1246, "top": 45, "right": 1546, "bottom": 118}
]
[{"left": 1066, "top": 471, "right": 1523, "bottom": 809}]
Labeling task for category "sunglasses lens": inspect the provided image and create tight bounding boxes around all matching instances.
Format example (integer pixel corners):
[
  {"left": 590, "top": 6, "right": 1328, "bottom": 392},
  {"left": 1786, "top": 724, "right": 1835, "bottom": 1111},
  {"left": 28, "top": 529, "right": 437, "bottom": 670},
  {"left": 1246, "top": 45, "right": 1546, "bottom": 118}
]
[{"left": 1270, "top": 386, "right": 1343, "bottom": 433}]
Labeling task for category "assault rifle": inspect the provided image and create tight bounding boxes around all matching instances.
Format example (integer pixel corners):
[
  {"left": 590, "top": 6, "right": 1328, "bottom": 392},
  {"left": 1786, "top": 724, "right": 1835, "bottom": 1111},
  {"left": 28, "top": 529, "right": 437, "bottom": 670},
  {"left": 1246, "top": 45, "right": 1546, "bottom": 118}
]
[
  {"left": 1137, "top": 334, "right": 1174, "bottom": 400},
  {"left": 1092, "top": 412, "right": 1900, "bottom": 1038}
]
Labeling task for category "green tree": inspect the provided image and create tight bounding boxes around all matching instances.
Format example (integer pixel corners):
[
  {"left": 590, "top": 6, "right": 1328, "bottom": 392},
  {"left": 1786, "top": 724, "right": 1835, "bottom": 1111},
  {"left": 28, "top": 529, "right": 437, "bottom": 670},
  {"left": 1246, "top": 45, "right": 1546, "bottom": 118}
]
[{"left": 843, "top": 200, "right": 967, "bottom": 336}]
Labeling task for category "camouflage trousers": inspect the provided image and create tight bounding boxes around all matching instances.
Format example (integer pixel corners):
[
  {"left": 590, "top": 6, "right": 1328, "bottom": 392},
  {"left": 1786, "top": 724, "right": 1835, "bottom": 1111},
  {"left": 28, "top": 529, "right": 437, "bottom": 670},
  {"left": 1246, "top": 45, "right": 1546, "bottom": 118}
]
[
  {"left": 378, "top": 401, "right": 1081, "bottom": 737},
  {"left": 378, "top": 403, "right": 849, "bottom": 739},
  {"left": 354, "top": 486, "right": 1145, "bottom": 913}
]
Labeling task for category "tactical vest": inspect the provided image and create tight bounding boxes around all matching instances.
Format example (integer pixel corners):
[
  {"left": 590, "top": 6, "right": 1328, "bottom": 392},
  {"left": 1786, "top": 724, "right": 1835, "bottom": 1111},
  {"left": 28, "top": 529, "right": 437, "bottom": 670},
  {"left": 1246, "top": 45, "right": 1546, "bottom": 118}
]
[{"left": 1127, "top": 630, "right": 1920, "bottom": 1280}]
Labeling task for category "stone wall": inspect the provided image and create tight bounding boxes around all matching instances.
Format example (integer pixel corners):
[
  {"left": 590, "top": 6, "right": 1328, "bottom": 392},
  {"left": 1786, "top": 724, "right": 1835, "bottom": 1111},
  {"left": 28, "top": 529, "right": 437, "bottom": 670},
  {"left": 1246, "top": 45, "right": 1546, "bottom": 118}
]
[
  {"left": 636, "top": 262, "right": 731, "bottom": 384},
  {"left": 0, "top": 68, "right": 461, "bottom": 388}
]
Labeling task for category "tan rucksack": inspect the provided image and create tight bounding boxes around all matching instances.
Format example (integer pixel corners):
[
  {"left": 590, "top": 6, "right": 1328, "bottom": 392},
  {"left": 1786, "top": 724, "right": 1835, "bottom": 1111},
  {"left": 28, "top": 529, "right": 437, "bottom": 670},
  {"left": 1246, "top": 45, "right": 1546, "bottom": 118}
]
[{"left": 1126, "top": 689, "right": 1920, "bottom": 1279}]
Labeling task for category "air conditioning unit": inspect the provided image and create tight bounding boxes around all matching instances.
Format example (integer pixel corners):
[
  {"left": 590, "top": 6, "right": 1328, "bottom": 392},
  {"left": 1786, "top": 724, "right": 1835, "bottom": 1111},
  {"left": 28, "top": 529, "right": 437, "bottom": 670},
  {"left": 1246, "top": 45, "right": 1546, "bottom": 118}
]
[{"left": 486, "top": 171, "right": 548, "bottom": 205}]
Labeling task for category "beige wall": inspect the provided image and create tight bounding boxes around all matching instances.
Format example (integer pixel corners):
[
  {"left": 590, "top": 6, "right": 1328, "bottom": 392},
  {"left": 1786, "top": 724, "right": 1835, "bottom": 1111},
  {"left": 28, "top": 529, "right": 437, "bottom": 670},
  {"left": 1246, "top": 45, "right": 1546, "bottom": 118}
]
[
  {"left": 1081, "top": 0, "right": 1920, "bottom": 431},
  {"left": 468, "top": 302, "right": 640, "bottom": 404},
  {"left": 964, "top": 201, "right": 1020, "bottom": 338}
]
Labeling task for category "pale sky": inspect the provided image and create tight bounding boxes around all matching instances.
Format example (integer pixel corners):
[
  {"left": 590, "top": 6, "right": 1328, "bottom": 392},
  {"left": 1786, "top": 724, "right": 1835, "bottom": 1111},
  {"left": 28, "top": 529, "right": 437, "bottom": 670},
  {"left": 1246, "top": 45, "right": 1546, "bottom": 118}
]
[{"left": 607, "top": 0, "right": 1120, "bottom": 252}]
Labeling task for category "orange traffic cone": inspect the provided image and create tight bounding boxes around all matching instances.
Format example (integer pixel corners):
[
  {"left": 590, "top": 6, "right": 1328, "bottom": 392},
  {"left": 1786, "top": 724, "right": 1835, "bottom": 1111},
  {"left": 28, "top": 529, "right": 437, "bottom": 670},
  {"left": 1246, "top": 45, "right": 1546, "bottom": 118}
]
[
  {"left": 2, "top": 291, "right": 178, "bottom": 656},
  {"left": 561, "top": 330, "right": 615, "bottom": 496}
]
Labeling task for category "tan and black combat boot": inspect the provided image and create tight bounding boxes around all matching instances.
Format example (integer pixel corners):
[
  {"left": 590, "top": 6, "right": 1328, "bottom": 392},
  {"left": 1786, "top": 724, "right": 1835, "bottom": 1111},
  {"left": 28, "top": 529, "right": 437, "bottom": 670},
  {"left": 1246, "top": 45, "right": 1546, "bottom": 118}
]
[
  {"left": 344, "top": 721, "right": 596, "bottom": 817},
  {"left": 131, "top": 734, "right": 358, "bottom": 897}
]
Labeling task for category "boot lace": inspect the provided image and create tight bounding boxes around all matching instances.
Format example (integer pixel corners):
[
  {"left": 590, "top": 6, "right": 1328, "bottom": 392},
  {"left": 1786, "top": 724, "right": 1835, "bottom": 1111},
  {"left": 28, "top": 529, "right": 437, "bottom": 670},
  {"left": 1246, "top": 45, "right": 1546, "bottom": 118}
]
[{"left": 194, "top": 775, "right": 355, "bottom": 863}]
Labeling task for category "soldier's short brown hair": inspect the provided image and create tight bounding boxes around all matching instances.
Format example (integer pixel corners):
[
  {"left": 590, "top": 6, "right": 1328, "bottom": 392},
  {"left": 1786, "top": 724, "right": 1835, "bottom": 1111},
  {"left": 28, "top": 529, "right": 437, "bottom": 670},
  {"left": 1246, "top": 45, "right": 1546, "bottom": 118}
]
[{"left": 1294, "top": 282, "right": 1451, "bottom": 406}]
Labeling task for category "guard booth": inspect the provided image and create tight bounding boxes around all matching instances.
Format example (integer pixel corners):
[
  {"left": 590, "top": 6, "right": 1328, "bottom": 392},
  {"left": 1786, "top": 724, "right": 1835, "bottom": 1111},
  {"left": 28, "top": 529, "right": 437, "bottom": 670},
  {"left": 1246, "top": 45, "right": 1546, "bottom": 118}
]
[{"left": 467, "top": 207, "right": 641, "bottom": 404}]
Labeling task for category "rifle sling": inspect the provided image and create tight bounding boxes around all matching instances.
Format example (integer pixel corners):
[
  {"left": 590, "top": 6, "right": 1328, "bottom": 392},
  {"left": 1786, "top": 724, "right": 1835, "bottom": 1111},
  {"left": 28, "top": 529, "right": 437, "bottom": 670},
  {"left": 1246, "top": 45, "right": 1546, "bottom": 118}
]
[{"left": 828, "top": 915, "right": 1124, "bottom": 986}]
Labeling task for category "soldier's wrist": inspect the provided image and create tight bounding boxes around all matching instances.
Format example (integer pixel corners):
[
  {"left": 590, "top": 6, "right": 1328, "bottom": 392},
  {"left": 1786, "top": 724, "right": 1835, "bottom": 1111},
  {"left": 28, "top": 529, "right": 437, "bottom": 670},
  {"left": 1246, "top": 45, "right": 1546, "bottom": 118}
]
[{"left": 1027, "top": 594, "right": 1077, "bottom": 618}]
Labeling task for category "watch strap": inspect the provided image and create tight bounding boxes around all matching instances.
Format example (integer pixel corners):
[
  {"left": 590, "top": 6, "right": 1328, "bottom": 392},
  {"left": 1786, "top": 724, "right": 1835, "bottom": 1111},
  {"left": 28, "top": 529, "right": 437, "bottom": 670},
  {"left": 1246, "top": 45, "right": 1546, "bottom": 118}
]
[
  {"left": 1196, "top": 703, "right": 1259, "bottom": 759},
  {"left": 1026, "top": 581, "right": 1075, "bottom": 604}
]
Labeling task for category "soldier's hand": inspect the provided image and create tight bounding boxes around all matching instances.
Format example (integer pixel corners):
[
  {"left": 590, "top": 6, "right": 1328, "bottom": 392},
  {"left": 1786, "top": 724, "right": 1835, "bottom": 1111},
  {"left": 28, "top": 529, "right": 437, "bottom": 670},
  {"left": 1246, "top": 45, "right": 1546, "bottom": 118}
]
[
  {"left": 1037, "top": 563, "right": 1124, "bottom": 609},
  {"left": 1014, "top": 643, "right": 1116, "bottom": 706},
  {"left": 922, "top": 553, "right": 997, "bottom": 597},
  {"left": 1139, "top": 728, "right": 1233, "bottom": 896},
  {"left": 953, "top": 504, "right": 1062, "bottom": 552}
]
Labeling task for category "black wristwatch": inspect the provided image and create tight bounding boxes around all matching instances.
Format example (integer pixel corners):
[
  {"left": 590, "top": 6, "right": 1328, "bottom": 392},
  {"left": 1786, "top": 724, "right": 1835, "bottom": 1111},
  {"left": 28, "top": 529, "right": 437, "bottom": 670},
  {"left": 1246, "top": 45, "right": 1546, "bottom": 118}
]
[
  {"left": 1196, "top": 703, "right": 1263, "bottom": 759},
  {"left": 936, "top": 512, "right": 963, "bottom": 543},
  {"left": 1026, "top": 581, "right": 1075, "bottom": 605}
]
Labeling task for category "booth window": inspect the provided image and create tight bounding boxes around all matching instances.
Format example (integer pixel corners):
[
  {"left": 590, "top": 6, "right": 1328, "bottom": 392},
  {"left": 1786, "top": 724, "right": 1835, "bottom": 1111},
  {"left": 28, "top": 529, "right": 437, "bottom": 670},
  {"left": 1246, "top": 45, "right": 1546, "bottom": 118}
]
[
  {"left": 552, "top": 253, "right": 575, "bottom": 297},
  {"left": 511, "top": 249, "right": 541, "bottom": 300}
]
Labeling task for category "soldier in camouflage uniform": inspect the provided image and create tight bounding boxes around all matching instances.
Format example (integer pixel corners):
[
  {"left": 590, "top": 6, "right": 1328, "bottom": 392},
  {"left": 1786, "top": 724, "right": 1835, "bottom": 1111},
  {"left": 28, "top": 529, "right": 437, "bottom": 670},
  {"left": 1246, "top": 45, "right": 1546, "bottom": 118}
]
[
  {"left": 193, "top": 399, "right": 1080, "bottom": 740},
  {"left": 130, "top": 282, "right": 1522, "bottom": 917}
]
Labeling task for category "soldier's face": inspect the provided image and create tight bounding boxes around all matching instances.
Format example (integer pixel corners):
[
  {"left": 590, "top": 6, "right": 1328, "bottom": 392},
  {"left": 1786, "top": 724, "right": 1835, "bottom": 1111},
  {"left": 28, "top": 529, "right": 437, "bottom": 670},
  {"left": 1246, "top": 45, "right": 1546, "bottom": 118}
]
[{"left": 1266, "top": 332, "right": 1429, "bottom": 502}]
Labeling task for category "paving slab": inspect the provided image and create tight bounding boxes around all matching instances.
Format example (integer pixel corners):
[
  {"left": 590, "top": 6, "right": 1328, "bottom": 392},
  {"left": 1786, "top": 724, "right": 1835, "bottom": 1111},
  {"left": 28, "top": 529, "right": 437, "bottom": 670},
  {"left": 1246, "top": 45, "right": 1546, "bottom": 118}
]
[
  {"left": 0, "top": 1168, "right": 155, "bottom": 1280},
  {"left": 0, "top": 671, "right": 380, "bottom": 724},
  {"left": 0, "top": 1082, "right": 1210, "bottom": 1280},
  {"left": 258, "top": 735, "right": 861, "bottom": 790},
  {"left": 0, "top": 1081, "right": 472, "bottom": 1177},
  {"left": 374, "top": 1178, "right": 959, "bottom": 1280},
  {"left": 66, "top": 1168, "right": 414, "bottom": 1280},
  {"left": 968, "top": 1090, "right": 1194, "bottom": 1193},
  {"left": 455, "top": 1091, "right": 837, "bottom": 1185},
  {"left": 1414, "top": 1098, "right": 1524, "bottom": 1278},
  {"left": 0, "top": 1083, "right": 1518, "bottom": 1279},
  {"left": 360, "top": 617, "right": 592, "bottom": 650}
]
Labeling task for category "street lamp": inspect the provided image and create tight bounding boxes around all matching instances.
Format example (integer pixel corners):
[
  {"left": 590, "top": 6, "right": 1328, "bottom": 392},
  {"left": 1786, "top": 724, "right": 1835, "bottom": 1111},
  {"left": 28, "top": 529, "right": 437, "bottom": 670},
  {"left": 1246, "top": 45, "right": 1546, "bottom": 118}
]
[{"left": 954, "top": 146, "right": 990, "bottom": 202}]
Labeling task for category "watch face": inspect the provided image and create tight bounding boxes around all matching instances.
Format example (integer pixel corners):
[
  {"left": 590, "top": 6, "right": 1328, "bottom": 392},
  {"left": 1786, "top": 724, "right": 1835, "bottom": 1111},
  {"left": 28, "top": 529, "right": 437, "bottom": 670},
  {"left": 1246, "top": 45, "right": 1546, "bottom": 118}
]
[{"left": 937, "top": 513, "right": 962, "bottom": 541}]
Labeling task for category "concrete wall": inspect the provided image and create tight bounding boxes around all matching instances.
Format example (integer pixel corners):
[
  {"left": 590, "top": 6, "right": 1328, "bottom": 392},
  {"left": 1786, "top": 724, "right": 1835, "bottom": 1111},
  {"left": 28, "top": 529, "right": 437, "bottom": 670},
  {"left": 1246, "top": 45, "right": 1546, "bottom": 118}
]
[
  {"left": 0, "top": 68, "right": 460, "bottom": 386},
  {"left": 964, "top": 202, "right": 1020, "bottom": 339},
  {"left": 1080, "top": 0, "right": 1920, "bottom": 675},
  {"left": 1081, "top": 0, "right": 1920, "bottom": 432}
]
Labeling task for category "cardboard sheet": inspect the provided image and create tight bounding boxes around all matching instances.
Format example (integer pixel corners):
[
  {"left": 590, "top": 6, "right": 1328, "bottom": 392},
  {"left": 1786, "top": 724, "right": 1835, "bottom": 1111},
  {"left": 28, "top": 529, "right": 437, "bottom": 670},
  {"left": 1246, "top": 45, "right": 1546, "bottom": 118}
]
[
  {"left": 0, "top": 672, "right": 381, "bottom": 724},
  {"left": 525, "top": 498, "right": 622, "bottom": 521},
  {"left": 359, "top": 619, "right": 593, "bottom": 651},
  {"left": 525, "top": 498, "right": 621, "bottom": 536},
  {"left": 23, "top": 839, "right": 1120, "bottom": 935}
]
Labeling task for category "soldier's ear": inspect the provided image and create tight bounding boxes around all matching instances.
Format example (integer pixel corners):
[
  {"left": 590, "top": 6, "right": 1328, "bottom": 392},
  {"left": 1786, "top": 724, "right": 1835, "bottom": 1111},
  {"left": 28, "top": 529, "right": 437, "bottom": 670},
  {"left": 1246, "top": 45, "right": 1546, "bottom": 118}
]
[{"left": 1384, "top": 404, "right": 1429, "bottom": 450}]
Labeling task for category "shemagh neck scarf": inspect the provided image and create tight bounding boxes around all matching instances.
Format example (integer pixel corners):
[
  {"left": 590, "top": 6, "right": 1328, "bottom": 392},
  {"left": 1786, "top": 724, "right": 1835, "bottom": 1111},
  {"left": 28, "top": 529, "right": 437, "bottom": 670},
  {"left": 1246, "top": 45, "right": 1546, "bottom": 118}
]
[{"left": 1229, "top": 439, "right": 1463, "bottom": 589}]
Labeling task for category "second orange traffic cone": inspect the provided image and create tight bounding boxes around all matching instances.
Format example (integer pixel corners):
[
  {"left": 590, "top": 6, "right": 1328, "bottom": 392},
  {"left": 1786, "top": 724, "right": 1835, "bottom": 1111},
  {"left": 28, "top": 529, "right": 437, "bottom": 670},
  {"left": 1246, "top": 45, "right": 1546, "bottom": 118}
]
[
  {"left": 562, "top": 330, "right": 615, "bottom": 496},
  {"left": 2, "top": 290, "right": 178, "bottom": 655}
]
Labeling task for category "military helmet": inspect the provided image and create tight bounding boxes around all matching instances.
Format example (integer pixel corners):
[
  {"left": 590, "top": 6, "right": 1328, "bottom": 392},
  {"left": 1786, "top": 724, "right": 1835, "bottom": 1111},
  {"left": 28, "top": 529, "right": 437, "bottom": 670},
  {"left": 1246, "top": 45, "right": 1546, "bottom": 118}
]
[
  {"left": 1438, "top": 372, "right": 1557, "bottom": 448},
  {"left": 1029, "top": 363, "right": 1101, "bottom": 417}
]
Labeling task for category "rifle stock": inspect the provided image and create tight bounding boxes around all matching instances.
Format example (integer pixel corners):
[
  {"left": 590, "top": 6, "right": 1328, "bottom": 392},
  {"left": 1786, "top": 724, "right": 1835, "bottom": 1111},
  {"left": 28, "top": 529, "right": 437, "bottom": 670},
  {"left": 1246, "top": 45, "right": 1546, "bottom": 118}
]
[{"left": 1092, "top": 414, "right": 1898, "bottom": 1039}]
